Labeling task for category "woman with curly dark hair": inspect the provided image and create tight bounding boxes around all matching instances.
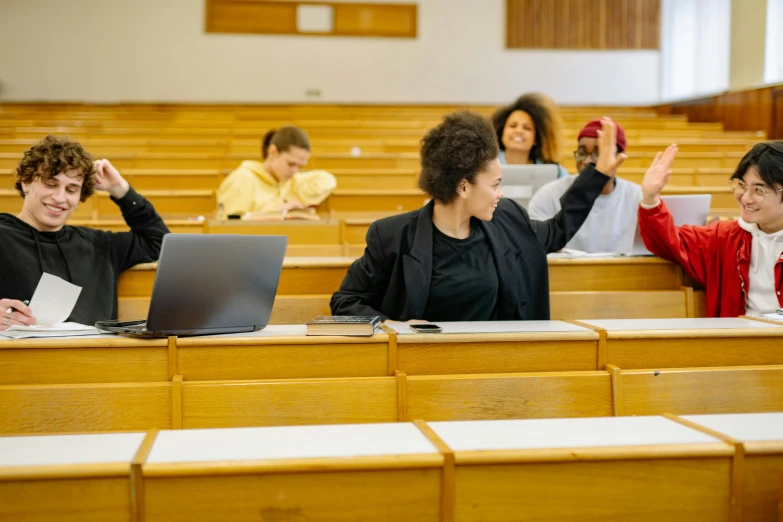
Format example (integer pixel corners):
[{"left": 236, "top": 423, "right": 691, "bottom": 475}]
[
  {"left": 0, "top": 135, "right": 169, "bottom": 330},
  {"left": 492, "top": 92, "right": 569, "bottom": 178},
  {"left": 331, "top": 111, "right": 625, "bottom": 322}
]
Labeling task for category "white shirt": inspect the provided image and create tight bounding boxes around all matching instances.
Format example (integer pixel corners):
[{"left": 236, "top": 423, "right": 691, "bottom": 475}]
[
  {"left": 528, "top": 175, "right": 643, "bottom": 254},
  {"left": 738, "top": 219, "right": 783, "bottom": 316}
]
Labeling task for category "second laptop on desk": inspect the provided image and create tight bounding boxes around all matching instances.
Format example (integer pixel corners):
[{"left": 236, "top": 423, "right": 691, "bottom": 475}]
[{"left": 97, "top": 234, "right": 288, "bottom": 338}]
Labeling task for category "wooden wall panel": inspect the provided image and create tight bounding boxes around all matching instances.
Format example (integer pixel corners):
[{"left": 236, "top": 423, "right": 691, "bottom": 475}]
[
  {"left": 205, "top": 0, "right": 417, "bottom": 38},
  {"left": 507, "top": 0, "right": 660, "bottom": 50},
  {"left": 334, "top": 3, "right": 417, "bottom": 38},
  {"left": 205, "top": 1, "right": 297, "bottom": 34},
  {"left": 656, "top": 83, "right": 783, "bottom": 139}
]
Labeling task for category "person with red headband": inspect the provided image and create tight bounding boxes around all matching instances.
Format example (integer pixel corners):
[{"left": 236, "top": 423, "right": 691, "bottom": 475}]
[{"left": 528, "top": 119, "right": 642, "bottom": 254}]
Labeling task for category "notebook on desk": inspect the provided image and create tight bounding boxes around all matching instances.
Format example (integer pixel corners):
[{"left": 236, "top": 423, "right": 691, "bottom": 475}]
[
  {"left": 96, "top": 234, "right": 287, "bottom": 338},
  {"left": 630, "top": 194, "right": 712, "bottom": 256}
]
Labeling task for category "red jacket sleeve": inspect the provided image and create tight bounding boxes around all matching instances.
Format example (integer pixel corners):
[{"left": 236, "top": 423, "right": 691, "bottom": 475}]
[{"left": 637, "top": 200, "right": 718, "bottom": 286}]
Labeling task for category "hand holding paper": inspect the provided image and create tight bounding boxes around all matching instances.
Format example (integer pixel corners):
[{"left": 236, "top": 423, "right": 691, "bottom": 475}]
[
  {"left": 28, "top": 273, "right": 83, "bottom": 327},
  {"left": 0, "top": 299, "right": 36, "bottom": 330}
]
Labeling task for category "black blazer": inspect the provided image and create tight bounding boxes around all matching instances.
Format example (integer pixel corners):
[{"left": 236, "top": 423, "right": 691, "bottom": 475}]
[{"left": 330, "top": 165, "right": 610, "bottom": 321}]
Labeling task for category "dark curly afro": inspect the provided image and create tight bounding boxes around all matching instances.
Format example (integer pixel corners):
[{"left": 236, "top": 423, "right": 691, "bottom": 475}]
[{"left": 418, "top": 110, "right": 499, "bottom": 204}]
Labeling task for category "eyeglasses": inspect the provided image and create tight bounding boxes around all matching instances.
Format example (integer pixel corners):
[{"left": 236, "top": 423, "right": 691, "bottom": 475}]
[
  {"left": 573, "top": 150, "right": 598, "bottom": 163},
  {"left": 729, "top": 178, "right": 783, "bottom": 199}
]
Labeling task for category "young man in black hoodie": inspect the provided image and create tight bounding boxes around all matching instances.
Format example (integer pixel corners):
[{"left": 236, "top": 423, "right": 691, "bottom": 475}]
[{"left": 0, "top": 135, "right": 170, "bottom": 331}]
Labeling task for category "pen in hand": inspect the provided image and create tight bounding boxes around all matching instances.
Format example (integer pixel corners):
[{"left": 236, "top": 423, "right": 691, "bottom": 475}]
[
  {"left": 5, "top": 300, "right": 30, "bottom": 314},
  {"left": 1, "top": 299, "right": 35, "bottom": 328}
]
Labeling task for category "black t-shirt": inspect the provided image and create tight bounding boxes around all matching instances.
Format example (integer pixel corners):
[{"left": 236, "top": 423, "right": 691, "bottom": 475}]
[{"left": 422, "top": 220, "right": 499, "bottom": 321}]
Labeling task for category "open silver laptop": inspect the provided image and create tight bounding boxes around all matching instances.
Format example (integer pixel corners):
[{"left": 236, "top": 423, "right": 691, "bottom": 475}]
[
  {"left": 96, "top": 234, "right": 288, "bottom": 337},
  {"left": 630, "top": 194, "right": 712, "bottom": 256},
  {"left": 501, "top": 164, "right": 561, "bottom": 209}
]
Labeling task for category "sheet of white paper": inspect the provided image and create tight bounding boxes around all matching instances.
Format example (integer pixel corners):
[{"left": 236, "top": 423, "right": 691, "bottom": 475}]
[
  {"left": 27, "top": 273, "right": 82, "bottom": 327},
  {"left": 762, "top": 312, "right": 783, "bottom": 322}
]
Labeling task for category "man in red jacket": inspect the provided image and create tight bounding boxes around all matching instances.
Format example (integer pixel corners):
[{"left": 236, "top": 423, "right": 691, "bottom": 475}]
[{"left": 638, "top": 142, "right": 783, "bottom": 317}]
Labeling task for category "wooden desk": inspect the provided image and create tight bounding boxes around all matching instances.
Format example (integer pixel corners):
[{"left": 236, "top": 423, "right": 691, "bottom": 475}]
[
  {"left": 390, "top": 321, "right": 599, "bottom": 374},
  {"left": 617, "top": 365, "right": 783, "bottom": 416},
  {"left": 118, "top": 257, "right": 353, "bottom": 297},
  {"left": 547, "top": 257, "right": 684, "bottom": 291},
  {"left": 179, "top": 376, "right": 399, "bottom": 429},
  {"left": 0, "top": 432, "right": 146, "bottom": 522},
  {"left": 576, "top": 318, "right": 783, "bottom": 368},
  {"left": 404, "top": 370, "right": 613, "bottom": 421},
  {"left": 141, "top": 424, "right": 442, "bottom": 521},
  {"left": 205, "top": 219, "right": 344, "bottom": 245},
  {"left": 0, "top": 381, "right": 172, "bottom": 434},
  {"left": 174, "top": 325, "right": 392, "bottom": 380},
  {"left": 683, "top": 412, "right": 783, "bottom": 522},
  {"left": 0, "top": 335, "right": 169, "bottom": 385},
  {"left": 429, "top": 416, "right": 733, "bottom": 521}
]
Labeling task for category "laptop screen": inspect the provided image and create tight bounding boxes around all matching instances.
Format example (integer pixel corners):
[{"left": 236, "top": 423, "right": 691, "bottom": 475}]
[{"left": 500, "top": 164, "right": 560, "bottom": 209}]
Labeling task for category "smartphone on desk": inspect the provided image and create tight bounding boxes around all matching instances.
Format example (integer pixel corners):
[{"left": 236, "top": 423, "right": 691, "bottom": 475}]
[{"left": 409, "top": 323, "right": 442, "bottom": 333}]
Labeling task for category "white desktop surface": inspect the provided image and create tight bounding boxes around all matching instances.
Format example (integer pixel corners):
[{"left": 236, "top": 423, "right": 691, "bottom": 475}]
[
  {"left": 683, "top": 413, "right": 783, "bottom": 442},
  {"left": 429, "top": 416, "right": 719, "bottom": 452},
  {"left": 0, "top": 432, "right": 146, "bottom": 468},
  {"left": 146, "top": 423, "right": 438, "bottom": 464},
  {"left": 577, "top": 318, "right": 782, "bottom": 331},
  {"left": 391, "top": 321, "right": 591, "bottom": 335}
]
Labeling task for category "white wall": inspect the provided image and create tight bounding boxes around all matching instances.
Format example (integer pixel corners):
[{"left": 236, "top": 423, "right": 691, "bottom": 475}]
[
  {"left": 0, "top": 0, "right": 660, "bottom": 105},
  {"left": 765, "top": 0, "right": 783, "bottom": 83},
  {"left": 659, "top": 0, "right": 730, "bottom": 101}
]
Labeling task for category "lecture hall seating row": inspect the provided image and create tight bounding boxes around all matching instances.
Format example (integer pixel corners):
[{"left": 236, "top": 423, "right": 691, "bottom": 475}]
[
  {"left": 2, "top": 318, "right": 781, "bottom": 386},
  {"left": 2, "top": 363, "right": 783, "bottom": 433},
  {"left": 4, "top": 413, "right": 783, "bottom": 522}
]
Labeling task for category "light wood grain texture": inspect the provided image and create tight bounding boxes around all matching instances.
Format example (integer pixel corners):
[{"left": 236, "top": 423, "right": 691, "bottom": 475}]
[
  {"left": 0, "top": 382, "right": 172, "bottom": 434},
  {"left": 406, "top": 371, "right": 613, "bottom": 421},
  {"left": 741, "top": 455, "right": 783, "bottom": 522},
  {"left": 414, "top": 419, "right": 456, "bottom": 522},
  {"left": 397, "top": 339, "right": 598, "bottom": 375},
  {"left": 453, "top": 458, "right": 729, "bottom": 521},
  {"left": 0, "top": 345, "right": 168, "bottom": 385},
  {"left": 0, "top": 477, "right": 132, "bottom": 522},
  {"left": 131, "top": 431, "right": 158, "bottom": 522},
  {"left": 181, "top": 377, "right": 398, "bottom": 428},
  {"left": 550, "top": 290, "right": 690, "bottom": 319},
  {"left": 396, "top": 370, "right": 409, "bottom": 422},
  {"left": 664, "top": 414, "right": 744, "bottom": 522},
  {"left": 143, "top": 468, "right": 439, "bottom": 522},
  {"left": 176, "top": 341, "right": 388, "bottom": 380},
  {"left": 620, "top": 366, "right": 783, "bottom": 416},
  {"left": 205, "top": 220, "right": 343, "bottom": 245},
  {"left": 270, "top": 294, "right": 332, "bottom": 324},
  {"left": 206, "top": 0, "right": 418, "bottom": 38},
  {"left": 547, "top": 258, "right": 682, "bottom": 291},
  {"left": 605, "top": 336, "right": 783, "bottom": 369},
  {"left": 507, "top": 0, "right": 660, "bottom": 49}
]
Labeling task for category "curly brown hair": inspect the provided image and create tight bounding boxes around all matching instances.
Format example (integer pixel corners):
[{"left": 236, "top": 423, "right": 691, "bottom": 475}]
[
  {"left": 15, "top": 135, "right": 96, "bottom": 202},
  {"left": 418, "top": 111, "right": 499, "bottom": 204},
  {"left": 491, "top": 92, "right": 563, "bottom": 165}
]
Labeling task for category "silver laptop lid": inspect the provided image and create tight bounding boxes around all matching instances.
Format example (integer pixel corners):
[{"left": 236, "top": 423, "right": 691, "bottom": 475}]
[
  {"left": 145, "top": 234, "right": 288, "bottom": 335},
  {"left": 501, "top": 164, "right": 561, "bottom": 209},
  {"left": 631, "top": 194, "right": 712, "bottom": 256}
]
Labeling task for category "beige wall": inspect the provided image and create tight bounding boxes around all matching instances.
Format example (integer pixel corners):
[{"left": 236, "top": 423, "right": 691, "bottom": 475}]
[
  {"left": 729, "top": 0, "right": 768, "bottom": 90},
  {"left": 0, "top": 0, "right": 660, "bottom": 104}
]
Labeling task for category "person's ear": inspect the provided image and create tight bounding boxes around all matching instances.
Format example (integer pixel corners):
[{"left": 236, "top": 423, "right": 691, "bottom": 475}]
[
  {"left": 21, "top": 182, "right": 29, "bottom": 196},
  {"left": 267, "top": 144, "right": 279, "bottom": 158},
  {"left": 457, "top": 179, "right": 469, "bottom": 199}
]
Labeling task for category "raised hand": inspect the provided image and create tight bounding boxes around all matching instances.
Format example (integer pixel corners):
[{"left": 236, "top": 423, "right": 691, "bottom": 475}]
[
  {"left": 594, "top": 117, "right": 628, "bottom": 177},
  {"left": 94, "top": 159, "right": 130, "bottom": 199},
  {"left": 641, "top": 144, "right": 678, "bottom": 206}
]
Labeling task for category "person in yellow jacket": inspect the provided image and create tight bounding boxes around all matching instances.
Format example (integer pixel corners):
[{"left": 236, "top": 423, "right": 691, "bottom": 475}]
[{"left": 217, "top": 126, "right": 337, "bottom": 218}]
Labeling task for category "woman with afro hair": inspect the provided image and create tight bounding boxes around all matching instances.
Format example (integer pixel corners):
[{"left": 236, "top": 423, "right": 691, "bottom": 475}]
[{"left": 331, "top": 111, "right": 625, "bottom": 323}]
